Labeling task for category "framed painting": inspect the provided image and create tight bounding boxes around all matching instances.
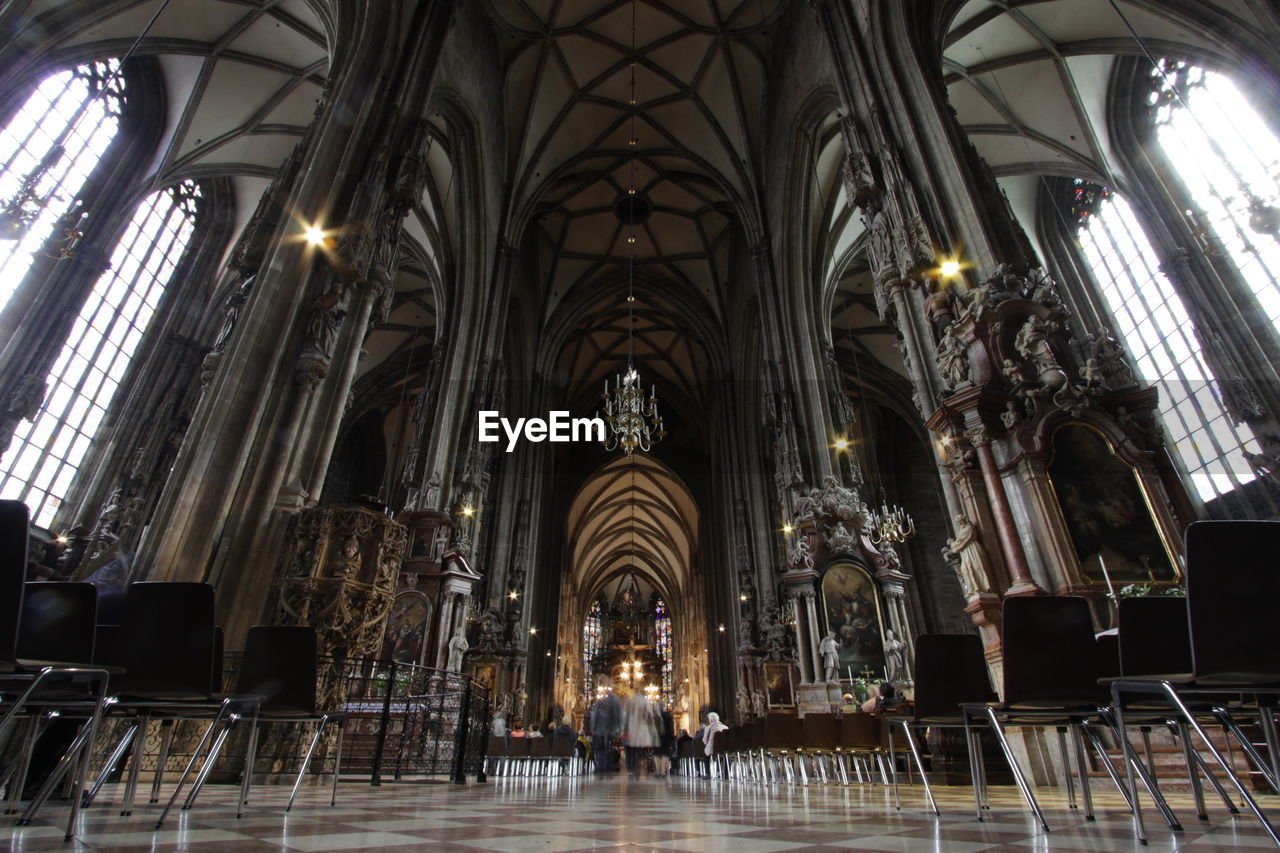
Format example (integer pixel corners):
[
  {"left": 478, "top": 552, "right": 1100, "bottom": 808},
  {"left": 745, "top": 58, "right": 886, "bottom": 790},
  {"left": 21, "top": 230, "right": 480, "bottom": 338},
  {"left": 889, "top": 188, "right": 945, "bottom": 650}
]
[
  {"left": 379, "top": 591, "right": 432, "bottom": 666},
  {"left": 1048, "top": 423, "right": 1178, "bottom": 586},
  {"left": 764, "top": 662, "right": 794, "bottom": 708},
  {"left": 820, "top": 562, "right": 887, "bottom": 680}
]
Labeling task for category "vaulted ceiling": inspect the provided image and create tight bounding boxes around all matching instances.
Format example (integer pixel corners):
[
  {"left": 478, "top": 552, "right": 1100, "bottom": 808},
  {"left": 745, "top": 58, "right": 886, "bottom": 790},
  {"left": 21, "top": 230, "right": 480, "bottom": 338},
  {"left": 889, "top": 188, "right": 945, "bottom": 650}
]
[
  {"left": 942, "top": 0, "right": 1261, "bottom": 181},
  {"left": 487, "top": 0, "right": 781, "bottom": 406}
]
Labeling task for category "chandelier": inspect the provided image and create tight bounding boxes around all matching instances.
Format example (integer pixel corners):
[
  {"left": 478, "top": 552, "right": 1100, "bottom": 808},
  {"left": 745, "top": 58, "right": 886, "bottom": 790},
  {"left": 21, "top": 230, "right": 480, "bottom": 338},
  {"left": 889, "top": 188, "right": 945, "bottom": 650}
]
[
  {"left": 870, "top": 495, "right": 916, "bottom": 544},
  {"left": 601, "top": 367, "right": 664, "bottom": 456},
  {"left": 617, "top": 659, "right": 645, "bottom": 683},
  {"left": 597, "top": 0, "right": 665, "bottom": 457}
]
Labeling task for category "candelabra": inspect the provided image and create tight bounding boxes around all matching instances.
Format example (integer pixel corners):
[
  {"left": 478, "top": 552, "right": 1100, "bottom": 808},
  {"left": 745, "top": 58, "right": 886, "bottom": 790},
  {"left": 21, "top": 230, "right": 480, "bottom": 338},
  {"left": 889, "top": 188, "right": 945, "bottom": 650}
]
[{"left": 870, "top": 499, "right": 916, "bottom": 544}]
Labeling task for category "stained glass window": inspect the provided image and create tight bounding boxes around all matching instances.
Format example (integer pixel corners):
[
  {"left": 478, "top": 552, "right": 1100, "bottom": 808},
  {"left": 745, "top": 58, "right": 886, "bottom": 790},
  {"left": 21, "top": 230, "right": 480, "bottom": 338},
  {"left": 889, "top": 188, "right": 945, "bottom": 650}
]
[
  {"left": 1073, "top": 181, "right": 1255, "bottom": 500},
  {"left": 0, "top": 60, "right": 125, "bottom": 312},
  {"left": 0, "top": 181, "right": 202, "bottom": 526},
  {"left": 582, "top": 598, "right": 602, "bottom": 702},
  {"left": 1149, "top": 60, "right": 1280, "bottom": 328},
  {"left": 654, "top": 598, "right": 672, "bottom": 701}
]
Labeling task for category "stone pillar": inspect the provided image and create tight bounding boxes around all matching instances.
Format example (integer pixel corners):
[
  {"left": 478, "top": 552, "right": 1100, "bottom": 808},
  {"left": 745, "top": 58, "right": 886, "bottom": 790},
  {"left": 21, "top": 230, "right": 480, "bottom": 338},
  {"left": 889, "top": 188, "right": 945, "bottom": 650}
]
[{"left": 967, "top": 426, "right": 1039, "bottom": 595}]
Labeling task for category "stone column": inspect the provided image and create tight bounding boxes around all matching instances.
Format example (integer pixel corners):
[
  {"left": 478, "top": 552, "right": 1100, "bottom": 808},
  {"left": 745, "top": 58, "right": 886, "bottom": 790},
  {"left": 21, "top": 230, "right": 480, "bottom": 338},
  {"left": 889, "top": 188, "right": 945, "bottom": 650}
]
[{"left": 967, "top": 425, "right": 1040, "bottom": 596}]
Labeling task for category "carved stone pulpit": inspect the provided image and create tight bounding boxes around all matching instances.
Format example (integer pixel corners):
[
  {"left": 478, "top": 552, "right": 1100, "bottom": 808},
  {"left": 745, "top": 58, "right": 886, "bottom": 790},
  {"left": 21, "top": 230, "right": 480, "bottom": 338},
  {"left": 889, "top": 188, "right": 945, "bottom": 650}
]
[{"left": 275, "top": 504, "right": 409, "bottom": 660}]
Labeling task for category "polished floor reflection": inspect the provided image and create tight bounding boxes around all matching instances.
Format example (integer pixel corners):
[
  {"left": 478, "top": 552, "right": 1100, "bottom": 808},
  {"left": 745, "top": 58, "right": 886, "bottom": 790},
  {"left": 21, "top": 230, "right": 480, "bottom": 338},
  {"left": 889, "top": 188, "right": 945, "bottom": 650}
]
[{"left": 4, "top": 772, "right": 1275, "bottom": 852}]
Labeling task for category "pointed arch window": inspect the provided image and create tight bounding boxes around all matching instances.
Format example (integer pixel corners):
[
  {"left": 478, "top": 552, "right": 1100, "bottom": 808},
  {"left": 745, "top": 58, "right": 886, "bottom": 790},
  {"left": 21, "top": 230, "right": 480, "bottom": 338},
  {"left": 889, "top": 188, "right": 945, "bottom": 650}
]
[
  {"left": 0, "top": 181, "right": 202, "bottom": 525},
  {"left": 1148, "top": 60, "right": 1280, "bottom": 327},
  {"left": 582, "top": 598, "right": 602, "bottom": 702},
  {"left": 1072, "top": 181, "right": 1254, "bottom": 501},
  {"left": 654, "top": 597, "right": 672, "bottom": 700},
  {"left": 0, "top": 60, "right": 125, "bottom": 311}
]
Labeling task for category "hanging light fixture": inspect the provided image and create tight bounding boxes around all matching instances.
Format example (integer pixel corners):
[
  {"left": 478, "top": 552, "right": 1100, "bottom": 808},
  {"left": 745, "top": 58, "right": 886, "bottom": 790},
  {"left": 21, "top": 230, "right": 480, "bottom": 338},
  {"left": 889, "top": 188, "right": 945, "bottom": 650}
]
[{"left": 597, "top": 0, "right": 665, "bottom": 457}]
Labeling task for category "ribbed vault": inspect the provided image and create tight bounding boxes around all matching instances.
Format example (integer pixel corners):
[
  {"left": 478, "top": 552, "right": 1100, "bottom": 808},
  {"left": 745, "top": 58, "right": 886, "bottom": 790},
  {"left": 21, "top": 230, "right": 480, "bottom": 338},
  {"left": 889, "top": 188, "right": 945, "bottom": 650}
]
[{"left": 566, "top": 453, "right": 697, "bottom": 604}]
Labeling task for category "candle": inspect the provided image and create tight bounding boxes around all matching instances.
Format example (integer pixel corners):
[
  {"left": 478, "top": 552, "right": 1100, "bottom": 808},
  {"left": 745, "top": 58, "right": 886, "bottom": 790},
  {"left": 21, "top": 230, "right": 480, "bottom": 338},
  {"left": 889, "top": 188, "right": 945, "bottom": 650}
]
[
  {"left": 847, "top": 665, "right": 854, "bottom": 684},
  {"left": 1098, "top": 554, "right": 1117, "bottom": 599}
]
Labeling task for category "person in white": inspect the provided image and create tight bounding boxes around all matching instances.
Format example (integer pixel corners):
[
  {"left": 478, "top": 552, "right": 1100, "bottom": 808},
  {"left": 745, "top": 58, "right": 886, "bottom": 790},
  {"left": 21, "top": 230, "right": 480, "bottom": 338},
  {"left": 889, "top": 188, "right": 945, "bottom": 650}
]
[{"left": 701, "top": 711, "right": 728, "bottom": 757}]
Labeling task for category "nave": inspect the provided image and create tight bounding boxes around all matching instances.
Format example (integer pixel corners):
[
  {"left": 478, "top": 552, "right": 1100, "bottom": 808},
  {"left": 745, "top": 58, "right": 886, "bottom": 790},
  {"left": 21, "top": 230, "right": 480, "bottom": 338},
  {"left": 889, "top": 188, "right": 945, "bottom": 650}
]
[{"left": 4, "top": 774, "right": 1270, "bottom": 852}]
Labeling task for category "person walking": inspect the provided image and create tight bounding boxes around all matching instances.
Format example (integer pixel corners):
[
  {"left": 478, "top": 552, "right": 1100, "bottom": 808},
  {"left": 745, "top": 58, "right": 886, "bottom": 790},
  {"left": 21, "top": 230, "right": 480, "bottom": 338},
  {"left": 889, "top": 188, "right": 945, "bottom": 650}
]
[
  {"left": 589, "top": 685, "right": 622, "bottom": 773},
  {"left": 623, "top": 691, "right": 658, "bottom": 777},
  {"left": 654, "top": 706, "right": 675, "bottom": 776}
]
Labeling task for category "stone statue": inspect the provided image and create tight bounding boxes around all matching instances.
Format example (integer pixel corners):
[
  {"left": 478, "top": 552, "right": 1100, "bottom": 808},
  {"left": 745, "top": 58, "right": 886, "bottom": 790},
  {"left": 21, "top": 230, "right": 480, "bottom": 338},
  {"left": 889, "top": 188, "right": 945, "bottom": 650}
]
[
  {"left": 1000, "top": 400, "right": 1022, "bottom": 430},
  {"left": 946, "top": 513, "right": 991, "bottom": 598},
  {"left": 789, "top": 535, "right": 814, "bottom": 570},
  {"left": 751, "top": 688, "right": 767, "bottom": 717},
  {"left": 211, "top": 273, "right": 255, "bottom": 354},
  {"left": 495, "top": 691, "right": 513, "bottom": 718},
  {"left": 1086, "top": 327, "right": 1135, "bottom": 389},
  {"left": 1015, "top": 315, "right": 1064, "bottom": 388},
  {"left": 937, "top": 324, "right": 970, "bottom": 389},
  {"left": 819, "top": 631, "right": 841, "bottom": 682},
  {"left": 1079, "top": 357, "right": 1104, "bottom": 390},
  {"left": 446, "top": 626, "right": 468, "bottom": 672},
  {"left": 736, "top": 684, "right": 751, "bottom": 720},
  {"left": 1001, "top": 357, "right": 1025, "bottom": 388},
  {"left": 884, "top": 629, "right": 906, "bottom": 683},
  {"left": 513, "top": 683, "right": 528, "bottom": 721}
]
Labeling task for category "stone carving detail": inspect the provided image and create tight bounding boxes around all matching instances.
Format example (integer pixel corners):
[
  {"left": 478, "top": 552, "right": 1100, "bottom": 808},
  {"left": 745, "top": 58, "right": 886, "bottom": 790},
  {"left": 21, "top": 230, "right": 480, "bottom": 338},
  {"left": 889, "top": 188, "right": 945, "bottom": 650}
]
[
  {"left": 936, "top": 323, "right": 971, "bottom": 391},
  {"left": 1081, "top": 328, "right": 1136, "bottom": 391},
  {"left": 0, "top": 374, "right": 47, "bottom": 458},
  {"left": 763, "top": 388, "right": 804, "bottom": 493},
  {"left": 275, "top": 505, "right": 409, "bottom": 660},
  {"left": 758, "top": 593, "right": 792, "bottom": 662}
]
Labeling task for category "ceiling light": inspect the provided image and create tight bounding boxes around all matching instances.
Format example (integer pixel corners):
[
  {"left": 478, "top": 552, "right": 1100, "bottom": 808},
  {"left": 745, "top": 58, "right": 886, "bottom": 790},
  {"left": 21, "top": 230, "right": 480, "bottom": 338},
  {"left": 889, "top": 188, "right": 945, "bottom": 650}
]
[
  {"left": 782, "top": 524, "right": 794, "bottom": 534},
  {"left": 304, "top": 225, "right": 326, "bottom": 246},
  {"left": 461, "top": 506, "right": 474, "bottom": 517},
  {"left": 529, "top": 626, "right": 538, "bottom": 635},
  {"left": 834, "top": 437, "right": 850, "bottom": 451},
  {"left": 939, "top": 258, "right": 961, "bottom": 278}
]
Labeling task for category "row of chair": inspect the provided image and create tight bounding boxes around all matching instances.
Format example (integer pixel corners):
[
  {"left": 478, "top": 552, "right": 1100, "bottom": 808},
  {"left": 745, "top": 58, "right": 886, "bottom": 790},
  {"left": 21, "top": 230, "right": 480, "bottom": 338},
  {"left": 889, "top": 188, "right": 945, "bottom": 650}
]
[
  {"left": 485, "top": 735, "right": 583, "bottom": 776},
  {"left": 0, "top": 500, "right": 345, "bottom": 840},
  {"left": 696, "top": 712, "right": 891, "bottom": 786}
]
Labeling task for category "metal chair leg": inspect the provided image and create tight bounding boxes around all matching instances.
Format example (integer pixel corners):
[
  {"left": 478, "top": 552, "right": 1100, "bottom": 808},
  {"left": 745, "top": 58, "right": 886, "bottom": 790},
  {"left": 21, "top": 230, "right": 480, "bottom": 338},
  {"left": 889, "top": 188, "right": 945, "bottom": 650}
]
[
  {"left": 963, "top": 711, "right": 984, "bottom": 822},
  {"left": 330, "top": 717, "right": 343, "bottom": 807},
  {"left": 1175, "top": 719, "right": 1208, "bottom": 820},
  {"left": 237, "top": 715, "right": 260, "bottom": 818},
  {"left": 120, "top": 714, "right": 149, "bottom": 816},
  {"left": 155, "top": 700, "right": 232, "bottom": 829},
  {"left": 903, "top": 723, "right": 939, "bottom": 816},
  {"left": 1069, "top": 723, "right": 1095, "bottom": 821},
  {"left": 983, "top": 707, "right": 1049, "bottom": 833},
  {"left": 1057, "top": 727, "right": 1077, "bottom": 809},
  {"left": 149, "top": 719, "right": 175, "bottom": 803},
  {"left": 1166, "top": 720, "right": 1237, "bottom": 815},
  {"left": 288, "top": 716, "right": 329, "bottom": 812},
  {"left": 84, "top": 720, "right": 137, "bottom": 808}
]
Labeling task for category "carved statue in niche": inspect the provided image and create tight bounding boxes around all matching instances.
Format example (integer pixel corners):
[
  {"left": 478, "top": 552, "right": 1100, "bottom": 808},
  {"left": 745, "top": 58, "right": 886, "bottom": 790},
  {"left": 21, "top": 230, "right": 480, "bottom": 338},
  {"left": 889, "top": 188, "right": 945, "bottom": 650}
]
[
  {"left": 884, "top": 628, "right": 906, "bottom": 683},
  {"left": 1002, "top": 357, "right": 1025, "bottom": 389},
  {"left": 924, "top": 281, "right": 956, "bottom": 337},
  {"left": 946, "top": 513, "right": 991, "bottom": 598},
  {"left": 936, "top": 324, "right": 970, "bottom": 390},
  {"left": 736, "top": 685, "right": 751, "bottom": 720},
  {"left": 447, "top": 626, "right": 469, "bottom": 672},
  {"left": 210, "top": 273, "right": 255, "bottom": 355},
  {"left": 303, "top": 285, "right": 348, "bottom": 360},
  {"left": 1000, "top": 400, "right": 1023, "bottom": 430},
  {"left": 789, "top": 535, "right": 814, "bottom": 570},
  {"left": 751, "top": 688, "right": 767, "bottom": 718}
]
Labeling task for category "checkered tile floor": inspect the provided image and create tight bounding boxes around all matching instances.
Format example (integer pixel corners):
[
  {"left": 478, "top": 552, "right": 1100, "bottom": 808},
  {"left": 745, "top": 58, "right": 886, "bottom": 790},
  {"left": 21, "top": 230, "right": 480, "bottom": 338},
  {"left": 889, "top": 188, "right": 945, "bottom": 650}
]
[{"left": 5, "top": 772, "right": 1276, "bottom": 851}]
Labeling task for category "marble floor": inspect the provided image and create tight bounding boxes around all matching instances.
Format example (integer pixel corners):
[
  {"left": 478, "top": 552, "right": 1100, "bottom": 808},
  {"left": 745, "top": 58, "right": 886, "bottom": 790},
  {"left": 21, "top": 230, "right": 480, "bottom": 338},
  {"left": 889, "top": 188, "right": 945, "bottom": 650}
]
[{"left": 4, "top": 771, "right": 1277, "bottom": 852}]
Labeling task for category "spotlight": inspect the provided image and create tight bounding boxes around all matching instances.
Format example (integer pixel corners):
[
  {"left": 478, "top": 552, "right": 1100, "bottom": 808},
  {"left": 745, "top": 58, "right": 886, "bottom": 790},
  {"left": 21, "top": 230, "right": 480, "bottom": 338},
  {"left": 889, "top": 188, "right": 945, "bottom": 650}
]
[
  {"left": 834, "top": 437, "right": 850, "bottom": 451},
  {"left": 304, "top": 225, "right": 326, "bottom": 246},
  {"left": 782, "top": 524, "right": 794, "bottom": 534},
  {"left": 939, "top": 258, "right": 961, "bottom": 278}
]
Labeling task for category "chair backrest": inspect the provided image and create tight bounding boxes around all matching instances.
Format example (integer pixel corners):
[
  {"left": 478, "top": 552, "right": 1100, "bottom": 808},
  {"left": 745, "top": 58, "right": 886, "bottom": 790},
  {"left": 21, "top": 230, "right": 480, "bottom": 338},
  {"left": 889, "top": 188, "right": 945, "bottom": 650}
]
[
  {"left": 507, "top": 737, "right": 530, "bottom": 757},
  {"left": 550, "top": 735, "right": 575, "bottom": 757},
  {"left": 0, "top": 500, "right": 29, "bottom": 670},
  {"left": 528, "top": 736, "right": 549, "bottom": 757},
  {"left": 1185, "top": 521, "right": 1280, "bottom": 683},
  {"left": 486, "top": 735, "right": 507, "bottom": 757},
  {"left": 236, "top": 625, "right": 318, "bottom": 715},
  {"left": 1001, "top": 596, "right": 1103, "bottom": 707},
  {"left": 840, "top": 713, "right": 879, "bottom": 750},
  {"left": 912, "top": 633, "right": 998, "bottom": 719},
  {"left": 802, "top": 713, "right": 840, "bottom": 748},
  {"left": 1096, "top": 633, "right": 1120, "bottom": 680},
  {"left": 1117, "top": 597, "right": 1190, "bottom": 677},
  {"left": 17, "top": 582, "right": 97, "bottom": 664},
  {"left": 766, "top": 714, "right": 802, "bottom": 749},
  {"left": 118, "top": 582, "right": 216, "bottom": 699}
]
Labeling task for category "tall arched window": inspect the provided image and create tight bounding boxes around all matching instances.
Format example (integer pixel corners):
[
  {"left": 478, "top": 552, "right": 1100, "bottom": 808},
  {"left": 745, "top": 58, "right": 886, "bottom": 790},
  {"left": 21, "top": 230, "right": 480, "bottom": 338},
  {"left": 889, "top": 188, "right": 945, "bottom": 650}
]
[
  {"left": 0, "top": 181, "right": 202, "bottom": 525},
  {"left": 654, "top": 597, "right": 672, "bottom": 701},
  {"left": 1149, "top": 60, "right": 1280, "bottom": 327},
  {"left": 0, "top": 60, "right": 124, "bottom": 310},
  {"left": 582, "top": 598, "right": 602, "bottom": 703},
  {"left": 1072, "top": 180, "right": 1255, "bottom": 502}
]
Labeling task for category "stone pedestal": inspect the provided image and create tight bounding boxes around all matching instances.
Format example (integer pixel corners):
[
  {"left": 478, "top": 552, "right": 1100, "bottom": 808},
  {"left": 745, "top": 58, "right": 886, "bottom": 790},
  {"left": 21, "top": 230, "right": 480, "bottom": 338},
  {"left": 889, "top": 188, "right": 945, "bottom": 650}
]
[{"left": 275, "top": 504, "right": 408, "bottom": 661}]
